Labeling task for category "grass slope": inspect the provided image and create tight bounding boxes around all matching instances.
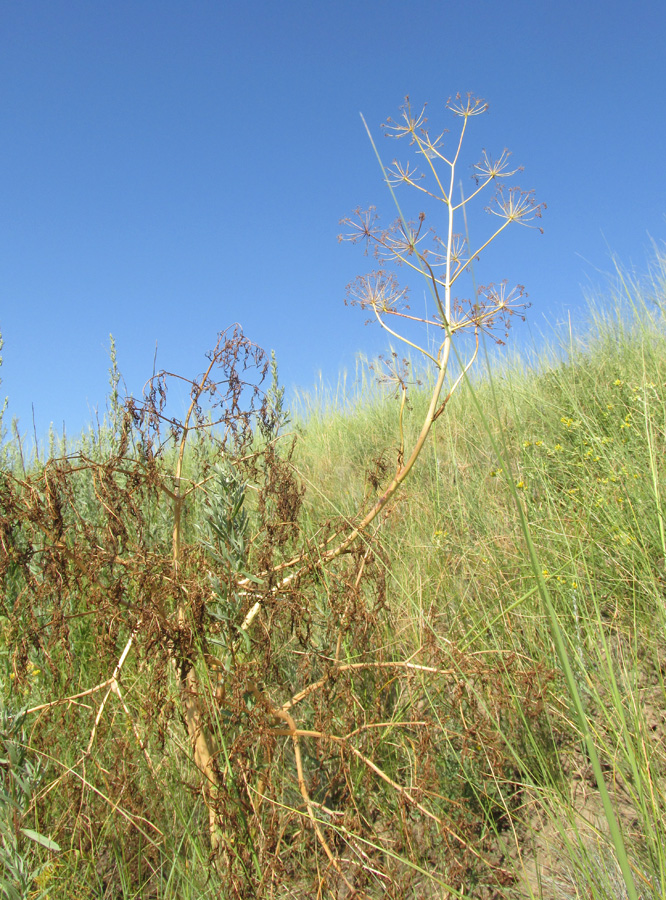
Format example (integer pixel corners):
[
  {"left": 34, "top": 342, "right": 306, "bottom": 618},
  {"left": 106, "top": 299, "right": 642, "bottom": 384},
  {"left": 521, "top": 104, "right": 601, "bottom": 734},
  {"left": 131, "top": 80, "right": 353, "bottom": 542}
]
[{"left": 1, "top": 256, "right": 666, "bottom": 898}]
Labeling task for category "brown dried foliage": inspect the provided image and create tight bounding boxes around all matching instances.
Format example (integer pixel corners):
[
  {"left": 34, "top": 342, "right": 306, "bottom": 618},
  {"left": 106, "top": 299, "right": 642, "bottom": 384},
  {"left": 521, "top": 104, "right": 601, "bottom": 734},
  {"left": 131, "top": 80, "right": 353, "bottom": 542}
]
[{"left": 0, "top": 325, "right": 554, "bottom": 898}]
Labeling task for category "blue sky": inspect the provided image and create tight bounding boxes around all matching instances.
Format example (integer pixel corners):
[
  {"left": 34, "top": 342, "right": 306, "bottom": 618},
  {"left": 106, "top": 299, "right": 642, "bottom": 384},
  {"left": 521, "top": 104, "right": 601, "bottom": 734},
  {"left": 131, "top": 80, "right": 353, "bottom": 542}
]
[{"left": 2, "top": 0, "right": 665, "bottom": 442}]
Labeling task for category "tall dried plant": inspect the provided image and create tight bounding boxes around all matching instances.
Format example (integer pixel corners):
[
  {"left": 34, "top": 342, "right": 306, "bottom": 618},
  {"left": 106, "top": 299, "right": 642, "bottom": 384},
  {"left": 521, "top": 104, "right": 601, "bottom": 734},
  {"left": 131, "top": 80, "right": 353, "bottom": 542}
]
[
  {"left": 240, "top": 93, "right": 544, "bottom": 619},
  {"left": 0, "top": 95, "right": 550, "bottom": 897}
]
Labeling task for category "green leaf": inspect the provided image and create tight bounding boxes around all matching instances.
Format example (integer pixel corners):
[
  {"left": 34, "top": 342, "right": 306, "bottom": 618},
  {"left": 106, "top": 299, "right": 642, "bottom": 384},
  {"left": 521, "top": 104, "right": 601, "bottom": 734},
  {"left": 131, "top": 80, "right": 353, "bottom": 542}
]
[
  {"left": 19, "top": 828, "right": 61, "bottom": 852},
  {"left": 239, "top": 571, "right": 263, "bottom": 585},
  {"left": 0, "top": 874, "right": 23, "bottom": 900}
]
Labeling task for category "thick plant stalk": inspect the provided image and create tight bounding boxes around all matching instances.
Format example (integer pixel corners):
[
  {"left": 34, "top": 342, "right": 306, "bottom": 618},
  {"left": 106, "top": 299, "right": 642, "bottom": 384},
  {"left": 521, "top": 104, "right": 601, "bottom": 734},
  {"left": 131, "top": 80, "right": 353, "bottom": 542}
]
[
  {"left": 180, "top": 664, "right": 221, "bottom": 846},
  {"left": 170, "top": 354, "right": 224, "bottom": 844},
  {"left": 240, "top": 338, "right": 452, "bottom": 634},
  {"left": 240, "top": 95, "right": 542, "bottom": 632}
]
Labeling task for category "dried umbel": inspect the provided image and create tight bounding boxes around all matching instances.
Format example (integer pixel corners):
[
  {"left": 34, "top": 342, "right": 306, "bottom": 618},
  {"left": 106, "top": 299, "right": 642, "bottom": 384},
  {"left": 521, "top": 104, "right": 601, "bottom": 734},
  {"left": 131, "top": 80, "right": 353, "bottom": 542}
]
[{"left": 342, "top": 93, "right": 543, "bottom": 355}]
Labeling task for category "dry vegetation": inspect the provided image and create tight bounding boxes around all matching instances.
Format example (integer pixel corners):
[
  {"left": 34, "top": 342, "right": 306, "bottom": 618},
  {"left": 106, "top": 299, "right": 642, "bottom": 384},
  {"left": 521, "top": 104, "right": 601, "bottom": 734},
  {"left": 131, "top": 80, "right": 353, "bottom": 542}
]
[{"left": 1, "top": 98, "right": 665, "bottom": 900}]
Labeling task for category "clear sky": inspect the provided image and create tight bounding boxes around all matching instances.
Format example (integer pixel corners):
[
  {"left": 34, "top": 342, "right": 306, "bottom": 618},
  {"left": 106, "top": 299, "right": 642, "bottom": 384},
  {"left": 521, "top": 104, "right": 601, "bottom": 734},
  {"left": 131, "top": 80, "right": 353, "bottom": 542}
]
[{"left": 2, "top": 0, "right": 665, "bottom": 442}]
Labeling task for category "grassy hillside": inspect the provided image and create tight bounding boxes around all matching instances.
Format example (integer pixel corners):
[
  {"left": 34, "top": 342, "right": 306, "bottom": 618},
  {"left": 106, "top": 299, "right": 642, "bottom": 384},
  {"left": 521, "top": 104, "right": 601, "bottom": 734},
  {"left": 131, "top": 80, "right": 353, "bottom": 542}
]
[
  {"left": 291, "top": 262, "right": 666, "bottom": 897},
  {"left": 1, "top": 258, "right": 666, "bottom": 899}
]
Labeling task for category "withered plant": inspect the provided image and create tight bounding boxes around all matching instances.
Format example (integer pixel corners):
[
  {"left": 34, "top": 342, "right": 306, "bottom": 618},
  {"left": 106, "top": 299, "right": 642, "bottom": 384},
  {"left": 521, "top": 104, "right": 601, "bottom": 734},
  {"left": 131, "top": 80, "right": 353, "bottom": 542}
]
[{"left": 0, "top": 96, "right": 551, "bottom": 898}]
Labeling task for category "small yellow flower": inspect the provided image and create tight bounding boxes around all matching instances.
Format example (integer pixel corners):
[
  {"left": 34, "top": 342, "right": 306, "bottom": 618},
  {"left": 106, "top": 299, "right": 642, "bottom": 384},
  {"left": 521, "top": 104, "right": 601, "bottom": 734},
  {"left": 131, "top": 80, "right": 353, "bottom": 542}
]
[
  {"left": 535, "top": 440, "right": 544, "bottom": 447},
  {"left": 554, "top": 444, "right": 563, "bottom": 452},
  {"left": 26, "top": 660, "right": 41, "bottom": 679},
  {"left": 613, "top": 379, "right": 623, "bottom": 387},
  {"left": 523, "top": 440, "right": 532, "bottom": 448},
  {"left": 572, "top": 581, "right": 578, "bottom": 589},
  {"left": 542, "top": 568, "right": 550, "bottom": 578}
]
